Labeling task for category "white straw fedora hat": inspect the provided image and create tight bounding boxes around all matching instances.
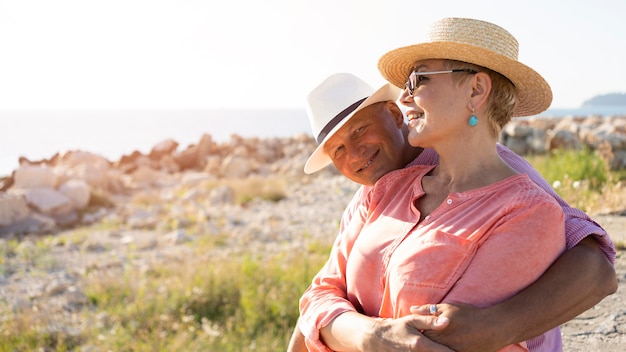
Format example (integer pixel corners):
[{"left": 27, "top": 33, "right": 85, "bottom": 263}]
[
  {"left": 378, "top": 17, "right": 552, "bottom": 117},
  {"left": 304, "top": 73, "right": 401, "bottom": 174}
]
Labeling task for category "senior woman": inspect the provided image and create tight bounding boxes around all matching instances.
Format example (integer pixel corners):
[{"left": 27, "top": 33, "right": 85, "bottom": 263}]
[{"left": 298, "top": 18, "right": 567, "bottom": 351}]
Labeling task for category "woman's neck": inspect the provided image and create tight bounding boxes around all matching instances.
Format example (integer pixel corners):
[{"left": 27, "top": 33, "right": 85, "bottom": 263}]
[{"left": 431, "top": 140, "right": 516, "bottom": 193}]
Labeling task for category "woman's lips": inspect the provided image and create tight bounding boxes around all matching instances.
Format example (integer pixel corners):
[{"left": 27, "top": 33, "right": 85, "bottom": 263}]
[{"left": 406, "top": 111, "right": 424, "bottom": 122}]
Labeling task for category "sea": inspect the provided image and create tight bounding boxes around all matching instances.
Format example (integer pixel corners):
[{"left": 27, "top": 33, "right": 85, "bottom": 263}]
[
  {"left": 2, "top": 106, "right": 626, "bottom": 177},
  {"left": 0, "top": 108, "right": 313, "bottom": 177}
]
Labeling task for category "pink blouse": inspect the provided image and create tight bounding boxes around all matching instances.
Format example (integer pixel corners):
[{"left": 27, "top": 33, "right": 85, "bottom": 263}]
[{"left": 300, "top": 164, "right": 566, "bottom": 351}]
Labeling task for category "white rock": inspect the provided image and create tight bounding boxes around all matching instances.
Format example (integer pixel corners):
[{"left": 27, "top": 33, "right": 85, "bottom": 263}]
[
  {"left": 0, "top": 192, "right": 31, "bottom": 226},
  {"left": 59, "top": 179, "right": 91, "bottom": 209},
  {"left": 18, "top": 187, "right": 73, "bottom": 215},
  {"left": 56, "top": 151, "right": 111, "bottom": 189},
  {"left": 221, "top": 155, "right": 252, "bottom": 178},
  {"left": 13, "top": 165, "right": 57, "bottom": 189}
]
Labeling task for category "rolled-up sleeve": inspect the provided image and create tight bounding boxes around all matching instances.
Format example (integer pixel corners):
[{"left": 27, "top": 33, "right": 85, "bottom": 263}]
[{"left": 298, "top": 186, "right": 370, "bottom": 351}]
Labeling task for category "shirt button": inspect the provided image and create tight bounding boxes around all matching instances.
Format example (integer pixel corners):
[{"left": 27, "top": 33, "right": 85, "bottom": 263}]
[{"left": 446, "top": 199, "right": 453, "bottom": 205}]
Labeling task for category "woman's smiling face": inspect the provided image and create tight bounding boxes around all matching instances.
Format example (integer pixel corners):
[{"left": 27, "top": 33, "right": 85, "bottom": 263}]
[{"left": 400, "top": 60, "right": 475, "bottom": 149}]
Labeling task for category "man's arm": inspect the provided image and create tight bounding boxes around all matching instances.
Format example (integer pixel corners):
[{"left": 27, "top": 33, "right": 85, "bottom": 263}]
[{"left": 415, "top": 237, "right": 617, "bottom": 352}]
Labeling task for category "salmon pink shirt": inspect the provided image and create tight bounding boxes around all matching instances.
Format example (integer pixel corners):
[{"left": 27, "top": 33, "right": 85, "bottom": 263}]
[{"left": 299, "top": 144, "right": 614, "bottom": 352}]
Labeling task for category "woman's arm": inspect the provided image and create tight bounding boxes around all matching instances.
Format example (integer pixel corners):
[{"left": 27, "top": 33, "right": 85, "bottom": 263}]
[
  {"left": 297, "top": 187, "right": 371, "bottom": 350},
  {"left": 287, "top": 319, "right": 309, "bottom": 352}
]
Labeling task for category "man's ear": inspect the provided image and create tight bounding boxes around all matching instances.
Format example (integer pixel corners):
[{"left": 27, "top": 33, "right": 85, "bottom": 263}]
[
  {"left": 386, "top": 101, "right": 406, "bottom": 127},
  {"left": 471, "top": 72, "right": 492, "bottom": 110}
]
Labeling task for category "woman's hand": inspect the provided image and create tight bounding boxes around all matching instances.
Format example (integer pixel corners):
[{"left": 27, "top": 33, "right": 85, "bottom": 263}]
[{"left": 320, "top": 311, "right": 454, "bottom": 352}]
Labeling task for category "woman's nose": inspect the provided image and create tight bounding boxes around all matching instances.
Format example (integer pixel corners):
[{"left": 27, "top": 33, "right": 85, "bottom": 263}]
[{"left": 399, "top": 88, "right": 414, "bottom": 106}]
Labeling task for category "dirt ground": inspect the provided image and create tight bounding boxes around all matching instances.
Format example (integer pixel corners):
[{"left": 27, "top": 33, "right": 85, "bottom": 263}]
[{"left": 560, "top": 215, "right": 625, "bottom": 351}]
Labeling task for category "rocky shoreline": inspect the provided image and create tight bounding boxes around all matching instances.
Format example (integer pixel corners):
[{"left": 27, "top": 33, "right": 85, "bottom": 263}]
[
  {"left": 1, "top": 115, "right": 625, "bottom": 235},
  {"left": 0, "top": 114, "right": 625, "bottom": 350}
]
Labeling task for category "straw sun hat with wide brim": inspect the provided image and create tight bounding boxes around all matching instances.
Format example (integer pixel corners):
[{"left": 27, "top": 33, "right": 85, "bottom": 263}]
[{"left": 378, "top": 17, "right": 552, "bottom": 117}]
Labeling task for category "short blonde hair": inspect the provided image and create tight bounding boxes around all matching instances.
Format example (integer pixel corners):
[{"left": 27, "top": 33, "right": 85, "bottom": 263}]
[{"left": 444, "top": 60, "right": 517, "bottom": 137}]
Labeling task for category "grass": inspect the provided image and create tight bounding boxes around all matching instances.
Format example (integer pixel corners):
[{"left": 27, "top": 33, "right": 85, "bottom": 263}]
[
  {"left": 0, "top": 237, "right": 60, "bottom": 277},
  {"left": 79, "top": 249, "right": 329, "bottom": 351},
  {"left": 525, "top": 148, "right": 626, "bottom": 214},
  {"left": 0, "top": 149, "right": 624, "bottom": 351},
  {"left": 0, "top": 234, "right": 331, "bottom": 351},
  {"left": 224, "top": 176, "right": 288, "bottom": 204}
]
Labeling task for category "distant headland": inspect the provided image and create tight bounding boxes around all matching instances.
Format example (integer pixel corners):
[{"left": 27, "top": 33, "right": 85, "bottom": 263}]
[{"left": 582, "top": 93, "right": 626, "bottom": 107}]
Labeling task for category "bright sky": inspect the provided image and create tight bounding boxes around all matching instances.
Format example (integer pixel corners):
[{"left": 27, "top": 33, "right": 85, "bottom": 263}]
[{"left": 0, "top": 0, "right": 624, "bottom": 110}]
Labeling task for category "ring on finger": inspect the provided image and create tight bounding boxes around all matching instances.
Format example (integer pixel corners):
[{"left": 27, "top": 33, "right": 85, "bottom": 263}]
[{"left": 429, "top": 304, "right": 437, "bottom": 315}]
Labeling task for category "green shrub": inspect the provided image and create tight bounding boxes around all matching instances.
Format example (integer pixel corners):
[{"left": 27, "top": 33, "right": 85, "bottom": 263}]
[
  {"left": 525, "top": 148, "right": 625, "bottom": 214},
  {"left": 527, "top": 148, "right": 608, "bottom": 190}
]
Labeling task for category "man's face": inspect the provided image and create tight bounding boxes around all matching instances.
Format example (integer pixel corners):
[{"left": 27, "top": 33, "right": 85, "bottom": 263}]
[{"left": 323, "top": 101, "right": 407, "bottom": 186}]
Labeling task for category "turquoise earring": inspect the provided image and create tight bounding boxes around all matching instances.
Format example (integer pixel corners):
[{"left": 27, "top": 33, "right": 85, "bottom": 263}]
[
  {"left": 469, "top": 115, "right": 478, "bottom": 127},
  {"left": 469, "top": 104, "right": 478, "bottom": 126}
]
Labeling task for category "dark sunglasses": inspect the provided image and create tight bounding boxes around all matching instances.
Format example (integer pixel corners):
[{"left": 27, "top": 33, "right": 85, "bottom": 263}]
[{"left": 405, "top": 69, "right": 478, "bottom": 96}]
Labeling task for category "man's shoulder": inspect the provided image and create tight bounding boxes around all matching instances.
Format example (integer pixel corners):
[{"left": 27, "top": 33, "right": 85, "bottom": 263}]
[
  {"left": 407, "top": 148, "right": 439, "bottom": 167},
  {"left": 374, "top": 164, "right": 433, "bottom": 192}
]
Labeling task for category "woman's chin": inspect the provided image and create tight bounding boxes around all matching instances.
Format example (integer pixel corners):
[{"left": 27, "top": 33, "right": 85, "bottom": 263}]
[{"left": 407, "top": 128, "right": 426, "bottom": 147}]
